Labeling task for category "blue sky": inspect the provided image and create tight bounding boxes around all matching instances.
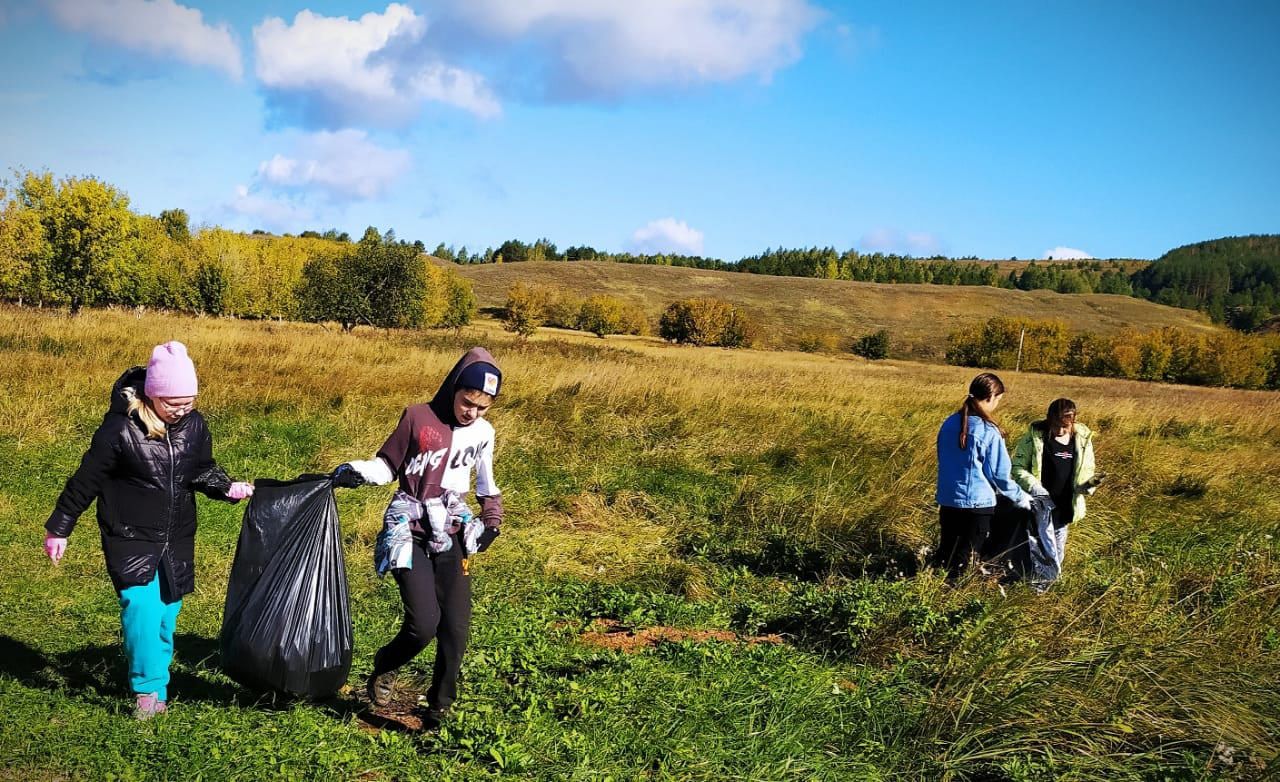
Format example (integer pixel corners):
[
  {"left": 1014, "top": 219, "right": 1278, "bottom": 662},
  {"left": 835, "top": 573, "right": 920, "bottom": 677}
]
[{"left": 1, "top": 0, "right": 1277, "bottom": 261}]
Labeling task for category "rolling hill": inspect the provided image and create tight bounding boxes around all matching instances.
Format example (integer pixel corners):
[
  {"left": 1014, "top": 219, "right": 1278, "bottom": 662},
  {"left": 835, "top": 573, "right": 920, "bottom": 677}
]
[{"left": 447, "top": 260, "right": 1218, "bottom": 359}]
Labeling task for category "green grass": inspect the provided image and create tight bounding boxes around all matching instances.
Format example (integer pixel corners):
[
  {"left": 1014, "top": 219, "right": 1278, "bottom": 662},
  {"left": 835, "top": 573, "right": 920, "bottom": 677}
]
[{"left": 0, "top": 305, "right": 1277, "bottom": 780}]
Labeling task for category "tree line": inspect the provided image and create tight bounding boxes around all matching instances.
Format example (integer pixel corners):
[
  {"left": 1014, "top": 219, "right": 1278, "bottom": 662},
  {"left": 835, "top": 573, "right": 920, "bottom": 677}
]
[
  {"left": 435, "top": 238, "right": 731, "bottom": 271},
  {"left": 0, "top": 171, "right": 475, "bottom": 330},
  {"left": 6, "top": 169, "right": 1276, "bottom": 334},
  {"left": 444, "top": 235, "right": 1280, "bottom": 331}
]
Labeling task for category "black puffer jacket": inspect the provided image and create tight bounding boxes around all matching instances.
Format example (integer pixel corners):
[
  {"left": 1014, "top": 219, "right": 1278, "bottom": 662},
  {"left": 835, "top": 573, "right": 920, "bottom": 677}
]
[{"left": 45, "top": 366, "right": 234, "bottom": 597}]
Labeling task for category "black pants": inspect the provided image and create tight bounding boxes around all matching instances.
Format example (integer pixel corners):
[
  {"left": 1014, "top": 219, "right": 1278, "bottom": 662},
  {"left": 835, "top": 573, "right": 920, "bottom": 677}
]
[
  {"left": 372, "top": 537, "right": 471, "bottom": 711},
  {"left": 938, "top": 505, "right": 994, "bottom": 579}
]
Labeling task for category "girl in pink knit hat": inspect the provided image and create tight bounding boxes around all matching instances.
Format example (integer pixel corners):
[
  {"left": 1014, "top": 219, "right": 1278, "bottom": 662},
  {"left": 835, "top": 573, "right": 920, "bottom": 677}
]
[{"left": 43, "top": 341, "right": 254, "bottom": 719}]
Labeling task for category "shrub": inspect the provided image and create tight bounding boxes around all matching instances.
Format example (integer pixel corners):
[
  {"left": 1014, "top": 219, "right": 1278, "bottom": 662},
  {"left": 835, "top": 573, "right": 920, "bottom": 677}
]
[
  {"left": 501, "top": 281, "right": 545, "bottom": 338},
  {"left": 797, "top": 330, "right": 841, "bottom": 353},
  {"left": 541, "top": 287, "right": 584, "bottom": 330},
  {"left": 852, "top": 329, "right": 890, "bottom": 360},
  {"left": 617, "top": 301, "right": 650, "bottom": 336},
  {"left": 439, "top": 274, "right": 477, "bottom": 330},
  {"left": 579, "top": 294, "right": 627, "bottom": 338},
  {"left": 659, "top": 297, "right": 754, "bottom": 347},
  {"left": 497, "top": 284, "right": 648, "bottom": 338},
  {"left": 719, "top": 307, "right": 758, "bottom": 348}
]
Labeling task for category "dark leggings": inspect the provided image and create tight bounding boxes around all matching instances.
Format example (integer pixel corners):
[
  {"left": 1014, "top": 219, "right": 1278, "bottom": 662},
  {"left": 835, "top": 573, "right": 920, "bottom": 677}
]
[
  {"left": 938, "top": 505, "right": 995, "bottom": 579},
  {"left": 372, "top": 537, "right": 471, "bottom": 710}
]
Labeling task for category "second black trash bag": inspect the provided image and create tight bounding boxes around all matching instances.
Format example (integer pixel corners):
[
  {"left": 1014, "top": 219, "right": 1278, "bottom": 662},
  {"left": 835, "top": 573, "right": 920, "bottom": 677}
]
[{"left": 220, "top": 475, "right": 352, "bottom": 699}]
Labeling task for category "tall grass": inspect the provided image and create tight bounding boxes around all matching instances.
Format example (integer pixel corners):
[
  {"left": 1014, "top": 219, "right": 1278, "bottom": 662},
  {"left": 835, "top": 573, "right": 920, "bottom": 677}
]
[{"left": 0, "top": 304, "right": 1276, "bottom": 779}]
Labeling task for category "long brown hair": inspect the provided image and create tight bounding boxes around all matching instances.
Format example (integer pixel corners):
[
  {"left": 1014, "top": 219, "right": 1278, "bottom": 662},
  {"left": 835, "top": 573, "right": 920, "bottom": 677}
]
[{"left": 957, "top": 372, "right": 1005, "bottom": 449}]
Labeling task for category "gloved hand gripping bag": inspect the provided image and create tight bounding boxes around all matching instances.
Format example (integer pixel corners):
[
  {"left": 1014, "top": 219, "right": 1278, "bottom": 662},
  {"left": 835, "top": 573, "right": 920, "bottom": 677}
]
[{"left": 219, "top": 475, "right": 352, "bottom": 699}]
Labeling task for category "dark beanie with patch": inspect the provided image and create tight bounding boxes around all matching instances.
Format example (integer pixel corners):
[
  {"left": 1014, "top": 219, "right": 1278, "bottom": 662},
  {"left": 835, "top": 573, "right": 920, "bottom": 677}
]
[{"left": 456, "top": 361, "right": 502, "bottom": 397}]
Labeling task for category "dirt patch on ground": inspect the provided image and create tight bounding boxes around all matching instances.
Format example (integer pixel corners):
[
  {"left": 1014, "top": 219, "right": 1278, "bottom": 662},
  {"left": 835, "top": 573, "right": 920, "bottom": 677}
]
[
  {"left": 350, "top": 683, "right": 429, "bottom": 734},
  {"left": 579, "top": 619, "right": 783, "bottom": 653}
]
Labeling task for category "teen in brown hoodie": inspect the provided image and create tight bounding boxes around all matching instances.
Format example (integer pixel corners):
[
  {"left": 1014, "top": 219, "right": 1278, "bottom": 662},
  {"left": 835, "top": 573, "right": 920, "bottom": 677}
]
[{"left": 334, "top": 347, "right": 503, "bottom": 728}]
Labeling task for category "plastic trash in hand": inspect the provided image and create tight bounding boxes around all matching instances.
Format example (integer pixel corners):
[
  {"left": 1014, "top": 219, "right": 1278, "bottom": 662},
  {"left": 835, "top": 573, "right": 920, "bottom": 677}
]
[
  {"left": 462, "top": 518, "right": 486, "bottom": 555},
  {"left": 423, "top": 496, "right": 452, "bottom": 553},
  {"left": 331, "top": 464, "right": 365, "bottom": 489},
  {"left": 375, "top": 493, "right": 419, "bottom": 576}
]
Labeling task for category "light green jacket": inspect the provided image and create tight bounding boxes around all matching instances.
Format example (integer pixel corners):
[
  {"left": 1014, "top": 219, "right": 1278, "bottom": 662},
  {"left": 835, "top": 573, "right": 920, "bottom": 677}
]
[{"left": 1010, "top": 422, "right": 1096, "bottom": 524}]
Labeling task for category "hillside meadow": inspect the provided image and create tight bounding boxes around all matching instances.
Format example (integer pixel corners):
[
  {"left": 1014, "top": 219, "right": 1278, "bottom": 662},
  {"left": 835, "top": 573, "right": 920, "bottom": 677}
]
[
  {"left": 447, "top": 260, "right": 1218, "bottom": 359},
  {"left": 0, "top": 304, "right": 1276, "bottom": 780}
]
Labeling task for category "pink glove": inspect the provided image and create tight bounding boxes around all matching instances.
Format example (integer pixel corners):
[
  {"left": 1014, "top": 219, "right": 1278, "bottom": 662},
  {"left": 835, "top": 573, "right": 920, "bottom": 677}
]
[
  {"left": 45, "top": 534, "right": 67, "bottom": 564},
  {"left": 227, "top": 482, "right": 254, "bottom": 501}
]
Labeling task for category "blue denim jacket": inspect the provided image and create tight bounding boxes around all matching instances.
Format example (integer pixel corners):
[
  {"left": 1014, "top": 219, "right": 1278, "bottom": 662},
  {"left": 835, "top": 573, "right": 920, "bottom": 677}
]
[{"left": 936, "top": 412, "right": 1027, "bottom": 509}]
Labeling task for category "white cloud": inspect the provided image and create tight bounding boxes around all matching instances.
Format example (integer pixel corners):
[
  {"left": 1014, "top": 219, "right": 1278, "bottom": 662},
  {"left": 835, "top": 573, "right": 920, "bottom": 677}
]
[
  {"left": 859, "top": 228, "right": 943, "bottom": 257},
  {"left": 253, "top": 4, "right": 500, "bottom": 128},
  {"left": 430, "top": 0, "right": 824, "bottom": 99},
  {"left": 227, "top": 184, "right": 312, "bottom": 230},
  {"left": 631, "top": 218, "right": 705, "bottom": 255},
  {"left": 256, "top": 129, "right": 411, "bottom": 200},
  {"left": 1042, "top": 246, "right": 1093, "bottom": 260},
  {"left": 45, "top": 0, "right": 242, "bottom": 79}
]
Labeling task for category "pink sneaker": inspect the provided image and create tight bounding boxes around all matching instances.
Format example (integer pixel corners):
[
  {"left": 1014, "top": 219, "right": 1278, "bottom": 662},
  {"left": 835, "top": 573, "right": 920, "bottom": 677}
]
[{"left": 134, "top": 693, "right": 165, "bottom": 720}]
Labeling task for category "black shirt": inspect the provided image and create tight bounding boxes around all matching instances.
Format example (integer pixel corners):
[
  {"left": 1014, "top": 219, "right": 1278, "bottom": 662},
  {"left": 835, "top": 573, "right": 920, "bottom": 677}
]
[{"left": 1041, "top": 433, "right": 1075, "bottom": 525}]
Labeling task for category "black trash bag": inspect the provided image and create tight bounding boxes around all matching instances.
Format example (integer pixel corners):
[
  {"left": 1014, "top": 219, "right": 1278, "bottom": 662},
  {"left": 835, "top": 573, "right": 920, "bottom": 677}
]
[
  {"left": 985, "top": 495, "right": 1060, "bottom": 586},
  {"left": 985, "top": 496, "right": 1030, "bottom": 579},
  {"left": 219, "top": 474, "right": 352, "bottom": 699}
]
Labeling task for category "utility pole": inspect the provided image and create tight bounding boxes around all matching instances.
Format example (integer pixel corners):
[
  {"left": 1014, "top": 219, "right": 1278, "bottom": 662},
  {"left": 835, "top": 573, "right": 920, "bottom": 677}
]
[{"left": 1016, "top": 327, "right": 1026, "bottom": 372}]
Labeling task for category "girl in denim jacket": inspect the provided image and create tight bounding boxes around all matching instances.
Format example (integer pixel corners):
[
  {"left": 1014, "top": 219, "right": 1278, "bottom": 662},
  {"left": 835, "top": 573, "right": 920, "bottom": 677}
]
[{"left": 935, "top": 372, "right": 1029, "bottom": 579}]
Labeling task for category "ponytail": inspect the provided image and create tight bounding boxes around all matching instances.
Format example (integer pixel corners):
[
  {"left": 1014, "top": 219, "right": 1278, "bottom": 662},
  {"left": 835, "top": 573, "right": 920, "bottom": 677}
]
[{"left": 957, "top": 373, "right": 1006, "bottom": 449}]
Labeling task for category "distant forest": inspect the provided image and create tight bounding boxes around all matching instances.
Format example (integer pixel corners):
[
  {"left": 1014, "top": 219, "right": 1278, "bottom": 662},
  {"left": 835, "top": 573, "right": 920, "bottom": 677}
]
[
  {"left": 438, "top": 235, "right": 1280, "bottom": 330},
  {"left": 1131, "top": 235, "right": 1280, "bottom": 329}
]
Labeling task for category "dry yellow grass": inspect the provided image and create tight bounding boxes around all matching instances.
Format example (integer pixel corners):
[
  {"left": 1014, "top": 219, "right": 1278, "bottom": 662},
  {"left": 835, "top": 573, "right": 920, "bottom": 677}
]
[{"left": 447, "top": 260, "right": 1217, "bottom": 358}]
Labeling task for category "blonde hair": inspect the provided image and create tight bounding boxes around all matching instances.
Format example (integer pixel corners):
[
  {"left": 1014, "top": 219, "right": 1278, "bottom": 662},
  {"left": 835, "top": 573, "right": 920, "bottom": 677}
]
[{"left": 121, "top": 386, "right": 167, "bottom": 440}]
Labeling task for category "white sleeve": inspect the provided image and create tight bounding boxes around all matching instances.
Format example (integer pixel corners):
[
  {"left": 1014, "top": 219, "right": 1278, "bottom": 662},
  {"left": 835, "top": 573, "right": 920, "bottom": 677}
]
[
  {"left": 348, "top": 457, "right": 395, "bottom": 486},
  {"left": 474, "top": 438, "right": 499, "bottom": 496}
]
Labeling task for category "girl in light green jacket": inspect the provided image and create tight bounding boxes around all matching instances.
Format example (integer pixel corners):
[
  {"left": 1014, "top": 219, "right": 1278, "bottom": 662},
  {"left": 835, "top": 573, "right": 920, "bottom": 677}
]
[{"left": 1011, "top": 398, "right": 1099, "bottom": 568}]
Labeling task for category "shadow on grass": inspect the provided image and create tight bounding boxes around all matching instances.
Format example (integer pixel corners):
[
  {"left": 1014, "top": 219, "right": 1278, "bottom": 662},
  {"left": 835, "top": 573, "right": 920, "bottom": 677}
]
[
  {"left": 684, "top": 530, "right": 925, "bottom": 582},
  {"left": 0, "top": 634, "right": 377, "bottom": 725},
  {"left": 0, "top": 633, "right": 245, "bottom": 705}
]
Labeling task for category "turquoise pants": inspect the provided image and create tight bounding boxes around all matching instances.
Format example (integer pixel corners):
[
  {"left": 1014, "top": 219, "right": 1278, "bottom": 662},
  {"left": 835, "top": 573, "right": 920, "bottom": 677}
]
[{"left": 119, "top": 571, "right": 182, "bottom": 702}]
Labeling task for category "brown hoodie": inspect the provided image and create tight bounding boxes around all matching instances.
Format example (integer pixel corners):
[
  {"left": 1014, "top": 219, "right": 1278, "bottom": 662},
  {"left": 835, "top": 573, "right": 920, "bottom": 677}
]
[{"left": 376, "top": 348, "right": 503, "bottom": 530}]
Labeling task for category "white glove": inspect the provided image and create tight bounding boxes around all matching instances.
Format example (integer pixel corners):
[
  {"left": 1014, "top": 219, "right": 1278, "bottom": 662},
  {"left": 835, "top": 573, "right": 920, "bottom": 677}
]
[
  {"left": 1014, "top": 493, "right": 1032, "bottom": 511},
  {"left": 1028, "top": 479, "right": 1050, "bottom": 497}
]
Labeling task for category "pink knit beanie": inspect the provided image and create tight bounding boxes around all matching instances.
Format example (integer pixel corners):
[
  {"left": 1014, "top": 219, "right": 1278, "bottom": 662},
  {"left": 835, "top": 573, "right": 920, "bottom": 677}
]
[{"left": 144, "top": 341, "right": 198, "bottom": 398}]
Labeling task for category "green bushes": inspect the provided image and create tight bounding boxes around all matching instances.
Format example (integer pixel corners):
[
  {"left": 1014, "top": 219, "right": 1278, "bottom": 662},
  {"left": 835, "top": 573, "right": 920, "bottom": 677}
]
[
  {"left": 852, "top": 329, "right": 891, "bottom": 360},
  {"left": 948, "top": 316, "right": 1279, "bottom": 389},
  {"left": 0, "top": 170, "right": 474, "bottom": 331},
  {"left": 658, "top": 297, "right": 756, "bottom": 347}
]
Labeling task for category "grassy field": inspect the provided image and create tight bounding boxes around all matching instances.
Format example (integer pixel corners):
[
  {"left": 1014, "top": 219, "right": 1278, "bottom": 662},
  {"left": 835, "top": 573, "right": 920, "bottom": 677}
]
[
  {"left": 447, "top": 260, "right": 1215, "bottom": 358},
  {"left": 0, "top": 304, "right": 1276, "bottom": 780}
]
